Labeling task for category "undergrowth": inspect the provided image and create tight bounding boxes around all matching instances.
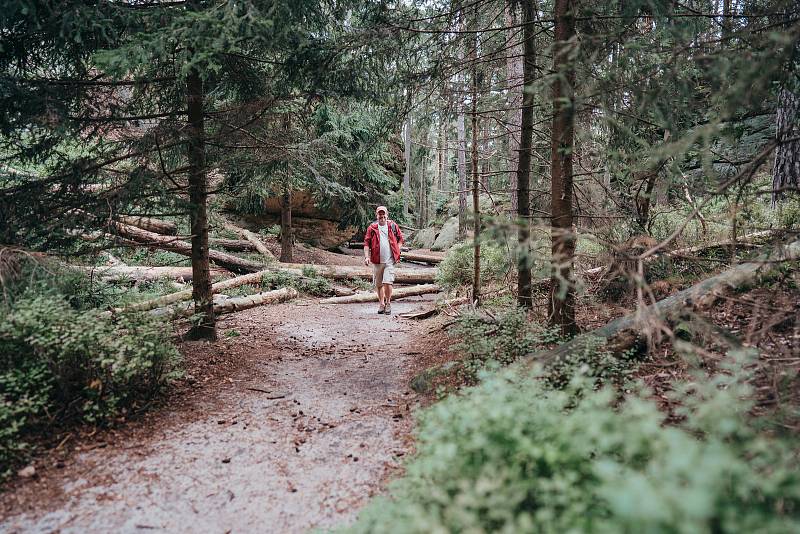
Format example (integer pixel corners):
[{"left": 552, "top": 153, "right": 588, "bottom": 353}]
[
  {"left": 344, "top": 351, "right": 800, "bottom": 533},
  {"left": 0, "top": 256, "right": 180, "bottom": 479}
]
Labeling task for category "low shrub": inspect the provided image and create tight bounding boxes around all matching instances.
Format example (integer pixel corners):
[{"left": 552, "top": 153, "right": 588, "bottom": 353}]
[
  {"left": 436, "top": 242, "right": 511, "bottom": 291},
  {"left": 260, "top": 269, "right": 333, "bottom": 297},
  {"left": 451, "top": 307, "right": 562, "bottom": 383},
  {"left": 0, "top": 257, "right": 180, "bottom": 478},
  {"left": 345, "top": 352, "right": 800, "bottom": 533}
]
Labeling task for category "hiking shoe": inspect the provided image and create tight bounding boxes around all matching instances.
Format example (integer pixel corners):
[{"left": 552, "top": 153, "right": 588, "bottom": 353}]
[
  {"left": 377, "top": 304, "right": 385, "bottom": 314},
  {"left": 384, "top": 302, "right": 391, "bottom": 315}
]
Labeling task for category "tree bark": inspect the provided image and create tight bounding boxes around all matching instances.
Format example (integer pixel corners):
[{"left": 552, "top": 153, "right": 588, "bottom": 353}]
[
  {"left": 401, "top": 251, "right": 445, "bottom": 264},
  {"left": 403, "top": 115, "right": 412, "bottom": 218},
  {"left": 209, "top": 238, "right": 256, "bottom": 252},
  {"left": 457, "top": 100, "right": 468, "bottom": 237},
  {"left": 280, "top": 187, "right": 293, "bottom": 262},
  {"left": 319, "top": 283, "right": 440, "bottom": 304},
  {"left": 517, "top": 0, "right": 537, "bottom": 309},
  {"left": 186, "top": 65, "right": 216, "bottom": 340},
  {"left": 773, "top": 87, "right": 800, "bottom": 204},
  {"left": 439, "top": 90, "right": 450, "bottom": 192},
  {"left": 471, "top": 22, "right": 482, "bottom": 305},
  {"left": 276, "top": 263, "right": 436, "bottom": 284},
  {"left": 111, "top": 221, "right": 265, "bottom": 273},
  {"left": 78, "top": 265, "right": 227, "bottom": 283},
  {"left": 117, "top": 216, "right": 177, "bottom": 236},
  {"left": 505, "top": 2, "right": 524, "bottom": 215},
  {"left": 154, "top": 287, "right": 298, "bottom": 318},
  {"left": 220, "top": 219, "right": 275, "bottom": 260},
  {"left": 548, "top": 0, "right": 577, "bottom": 337}
]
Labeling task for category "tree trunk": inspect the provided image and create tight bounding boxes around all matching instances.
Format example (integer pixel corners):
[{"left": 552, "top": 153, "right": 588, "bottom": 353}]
[
  {"left": 78, "top": 265, "right": 227, "bottom": 283},
  {"left": 401, "top": 251, "right": 444, "bottom": 264},
  {"left": 209, "top": 238, "right": 256, "bottom": 252},
  {"left": 457, "top": 102, "right": 468, "bottom": 237},
  {"left": 505, "top": 1, "right": 524, "bottom": 215},
  {"left": 320, "top": 283, "right": 440, "bottom": 304},
  {"left": 275, "top": 263, "right": 437, "bottom": 283},
  {"left": 773, "top": 87, "right": 800, "bottom": 204},
  {"left": 403, "top": 115, "right": 412, "bottom": 218},
  {"left": 526, "top": 239, "right": 800, "bottom": 369},
  {"left": 439, "top": 92, "right": 450, "bottom": 192},
  {"left": 280, "top": 187, "right": 293, "bottom": 262},
  {"left": 117, "top": 216, "right": 177, "bottom": 236},
  {"left": 517, "top": 0, "right": 537, "bottom": 310},
  {"left": 471, "top": 24, "right": 482, "bottom": 305},
  {"left": 186, "top": 66, "right": 216, "bottom": 340},
  {"left": 155, "top": 287, "right": 298, "bottom": 318},
  {"left": 220, "top": 219, "right": 275, "bottom": 260},
  {"left": 111, "top": 221, "right": 265, "bottom": 273},
  {"left": 549, "top": 0, "right": 577, "bottom": 336}
]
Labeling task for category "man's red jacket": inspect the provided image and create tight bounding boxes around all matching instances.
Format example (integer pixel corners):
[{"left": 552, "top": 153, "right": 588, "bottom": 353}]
[{"left": 364, "top": 220, "right": 404, "bottom": 264}]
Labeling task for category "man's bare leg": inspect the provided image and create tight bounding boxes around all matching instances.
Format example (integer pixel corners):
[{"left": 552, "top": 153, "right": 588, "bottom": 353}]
[
  {"left": 384, "top": 283, "right": 393, "bottom": 304},
  {"left": 376, "top": 284, "right": 384, "bottom": 305}
]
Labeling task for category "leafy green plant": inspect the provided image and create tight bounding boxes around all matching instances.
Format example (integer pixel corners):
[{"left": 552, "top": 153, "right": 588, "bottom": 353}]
[
  {"left": 0, "top": 259, "right": 181, "bottom": 478},
  {"left": 451, "top": 307, "right": 562, "bottom": 383},
  {"left": 345, "top": 353, "right": 800, "bottom": 533},
  {"left": 260, "top": 269, "right": 333, "bottom": 297},
  {"left": 436, "top": 242, "right": 511, "bottom": 291}
]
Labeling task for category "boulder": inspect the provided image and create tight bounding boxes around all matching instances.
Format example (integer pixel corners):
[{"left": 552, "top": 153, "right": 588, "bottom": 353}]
[
  {"left": 431, "top": 216, "right": 460, "bottom": 251},
  {"left": 412, "top": 226, "right": 438, "bottom": 249}
]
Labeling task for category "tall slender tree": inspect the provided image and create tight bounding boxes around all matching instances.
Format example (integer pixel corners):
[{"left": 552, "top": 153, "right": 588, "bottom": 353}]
[{"left": 549, "top": 0, "right": 577, "bottom": 336}]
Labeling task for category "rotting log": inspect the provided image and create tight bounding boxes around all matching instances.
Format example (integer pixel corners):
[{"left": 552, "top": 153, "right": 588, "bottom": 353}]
[
  {"left": 153, "top": 287, "right": 298, "bottom": 318},
  {"left": 117, "top": 216, "right": 177, "bottom": 235},
  {"left": 78, "top": 265, "right": 228, "bottom": 283},
  {"left": 524, "top": 238, "right": 800, "bottom": 369},
  {"left": 110, "top": 221, "right": 266, "bottom": 274},
  {"left": 220, "top": 220, "right": 275, "bottom": 260},
  {"left": 319, "top": 283, "right": 441, "bottom": 304},
  {"left": 401, "top": 251, "right": 445, "bottom": 265},
  {"left": 209, "top": 238, "right": 257, "bottom": 252},
  {"left": 278, "top": 262, "right": 437, "bottom": 284}
]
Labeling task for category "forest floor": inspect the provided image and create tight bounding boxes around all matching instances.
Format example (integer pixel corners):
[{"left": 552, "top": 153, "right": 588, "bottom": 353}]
[{"left": 0, "top": 249, "right": 448, "bottom": 534}]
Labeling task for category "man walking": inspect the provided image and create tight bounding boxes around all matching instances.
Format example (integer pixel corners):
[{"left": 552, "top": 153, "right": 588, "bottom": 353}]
[{"left": 363, "top": 205, "right": 404, "bottom": 314}]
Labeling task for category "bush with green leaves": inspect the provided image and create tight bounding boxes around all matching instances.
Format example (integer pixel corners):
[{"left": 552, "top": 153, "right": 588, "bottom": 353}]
[
  {"left": 345, "top": 351, "right": 800, "bottom": 533},
  {"left": 436, "top": 242, "right": 511, "bottom": 291},
  {"left": 260, "top": 268, "right": 333, "bottom": 297},
  {"left": 451, "top": 307, "right": 562, "bottom": 382},
  {"left": 0, "top": 259, "right": 181, "bottom": 477}
]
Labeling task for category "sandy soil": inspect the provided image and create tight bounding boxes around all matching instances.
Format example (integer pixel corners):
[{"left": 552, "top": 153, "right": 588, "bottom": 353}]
[{"left": 1, "top": 293, "right": 440, "bottom": 534}]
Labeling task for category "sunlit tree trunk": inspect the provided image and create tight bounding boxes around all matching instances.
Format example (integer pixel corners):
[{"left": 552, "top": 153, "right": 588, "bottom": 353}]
[
  {"left": 548, "top": 0, "right": 577, "bottom": 336},
  {"left": 186, "top": 66, "right": 216, "bottom": 340}
]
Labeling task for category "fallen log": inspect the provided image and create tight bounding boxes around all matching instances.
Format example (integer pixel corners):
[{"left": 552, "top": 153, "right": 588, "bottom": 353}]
[
  {"left": 524, "top": 238, "right": 800, "bottom": 369},
  {"left": 401, "top": 251, "right": 445, "bottom": 265},
  {"left": 209, "top": 238, "right": 257, "bottom": 252},
  {"left": 153, "top": 287, "right": 298, "bottom": 318},
  {"left": 110, "top": 221, "right": 266, "bottom": 274},
  {"left": 220, "top": 220, "right": 275, "bottom": 260},
  {"left": 319, "top": 283, "right": 441, "bottom": 304},
  {"left": 116, "top": 268, "right": 273, "bottom": 313},
  {"left": 117, "top": 215, "right": 177, "bottom": 235},
  {"left": 78, "top": 265, "right": 228, "bottom": 283},
  {"left": 278, "top": 262, "right": 436, "bottom": 284}
]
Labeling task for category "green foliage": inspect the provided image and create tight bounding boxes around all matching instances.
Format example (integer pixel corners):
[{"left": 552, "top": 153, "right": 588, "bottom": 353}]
[
  {"left": 436, "top": 242, "right": 510, "bottom": 291},
  {"left": 345, "top": 354, "right": 800, "bottom": 533},
  {"left": 0, "top": 293, "right": 180, "bottom": 477},
  {"left": 0, "top": 256, "right": 180, "bottom": 478},
  {"left": 260, "top": 269, "right": 333, "bottom": 297},
  {"left": 451, "top": 308, "right": 562, "bottom": 383}
]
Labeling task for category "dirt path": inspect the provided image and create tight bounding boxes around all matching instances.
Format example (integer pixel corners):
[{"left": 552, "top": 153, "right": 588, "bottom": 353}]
[{"left": 1, "top": 296, "right": 436, "bottom": 533}]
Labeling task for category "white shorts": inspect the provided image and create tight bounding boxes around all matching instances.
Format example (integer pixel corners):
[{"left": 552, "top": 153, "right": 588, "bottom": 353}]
[{"left": 372, "top": 263, "right": 396, "bottom": 286}]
